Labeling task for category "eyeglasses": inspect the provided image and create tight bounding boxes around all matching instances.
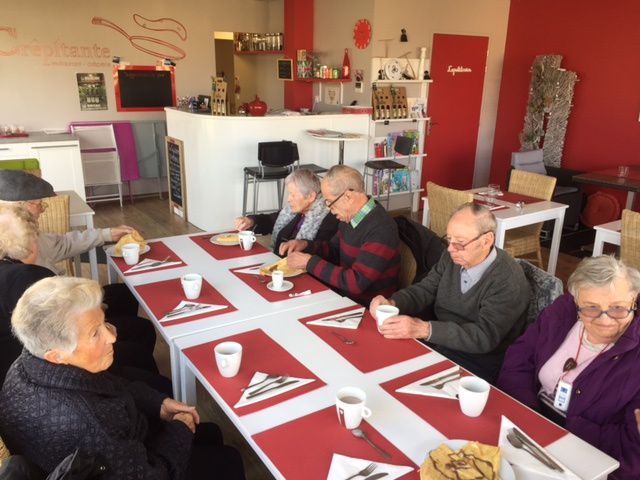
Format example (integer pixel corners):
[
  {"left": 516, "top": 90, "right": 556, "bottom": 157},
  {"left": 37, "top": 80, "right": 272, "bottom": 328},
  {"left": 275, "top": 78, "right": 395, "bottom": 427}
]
[
  {"left": 324, "top": 189, "right": 352, "bottom": 209},
  {"left": 442, "top": 231, "right": 488, "bottom": 251},
  {"left": 576, "top": 304, "right": 636, "bottom": 321}
]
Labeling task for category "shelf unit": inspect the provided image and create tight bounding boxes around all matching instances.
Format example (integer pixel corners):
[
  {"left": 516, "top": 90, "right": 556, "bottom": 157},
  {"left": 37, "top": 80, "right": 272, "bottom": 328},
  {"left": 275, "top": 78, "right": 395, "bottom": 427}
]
[{"left": 366, "top": 57, "right": 432, "bottom": 212}]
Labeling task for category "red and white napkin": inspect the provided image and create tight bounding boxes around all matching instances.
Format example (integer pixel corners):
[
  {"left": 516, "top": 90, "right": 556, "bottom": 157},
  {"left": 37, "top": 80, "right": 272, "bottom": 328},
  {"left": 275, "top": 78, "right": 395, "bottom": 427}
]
[
  {"left": 305, "top": 307, "right": 365, "bottom": 330},
  {"left": 124, "top": 257, "right": 183, "bottom": 274},
  {"left": 159, "top": 300, "right": 228, "bottom": 322},
  {"left": 327, "top": 454, "right": 414, "bottom": 480},
  {"left": 395, "top": 365, "right": 462, "bottom": 400}
]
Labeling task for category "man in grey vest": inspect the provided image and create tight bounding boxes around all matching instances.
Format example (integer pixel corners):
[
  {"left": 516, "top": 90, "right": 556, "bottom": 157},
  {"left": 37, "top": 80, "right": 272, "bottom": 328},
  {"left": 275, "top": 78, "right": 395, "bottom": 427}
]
[{"left": 370, "top": 203, "right": 531, "bottom": 383}]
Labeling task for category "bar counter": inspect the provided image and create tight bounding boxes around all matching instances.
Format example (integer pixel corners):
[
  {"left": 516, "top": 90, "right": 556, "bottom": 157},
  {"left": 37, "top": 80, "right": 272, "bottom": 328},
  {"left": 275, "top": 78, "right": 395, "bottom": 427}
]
[{"left": 165, "top": 108, "right": 369, "bottom": 232}]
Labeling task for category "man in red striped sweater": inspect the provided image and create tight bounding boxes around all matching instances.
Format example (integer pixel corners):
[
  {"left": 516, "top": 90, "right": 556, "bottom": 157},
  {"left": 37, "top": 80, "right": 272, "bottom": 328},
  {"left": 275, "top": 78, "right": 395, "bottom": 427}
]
[{"left": 283, "top": 166, "right": 401, "bottom": 305}]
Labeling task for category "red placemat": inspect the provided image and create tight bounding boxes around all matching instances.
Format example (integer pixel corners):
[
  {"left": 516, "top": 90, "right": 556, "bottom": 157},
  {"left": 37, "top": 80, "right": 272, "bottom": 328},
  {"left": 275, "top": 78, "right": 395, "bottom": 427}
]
[
  {"left": 299, "top": 306, "right": 431, "bottom": 373},
  {"left": 189, "top": 232, "right": 269, "bottom": 260},
  {"left": 501, "top": 191, "right": 545, "bottom": 205},
  {"left": 230, "top": 263, "right": 329, "bottom": 302},
  {"left": 134, "top": 277, "right": 236, "bottom": 327},
  {"left": 253, "top": 407, "right": 418, "bottom": 480},
  {"left": 111, "top": 241, "right": 185, "bottom": 276},
  {"left": 381, "top": 361, "right": 567, "bottom": 447},
  {"left": 182, "top": 329, "right": 325, "bottom": 415},
  {"left": 474, "top": 200, "right": 509, "bottom": 212}
]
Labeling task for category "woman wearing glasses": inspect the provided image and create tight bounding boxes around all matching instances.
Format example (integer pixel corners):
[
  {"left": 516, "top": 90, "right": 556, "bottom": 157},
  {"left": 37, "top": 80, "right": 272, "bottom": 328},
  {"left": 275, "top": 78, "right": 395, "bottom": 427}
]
[{"left": 498, "top": 255, "right": 640, "bottom": 479}]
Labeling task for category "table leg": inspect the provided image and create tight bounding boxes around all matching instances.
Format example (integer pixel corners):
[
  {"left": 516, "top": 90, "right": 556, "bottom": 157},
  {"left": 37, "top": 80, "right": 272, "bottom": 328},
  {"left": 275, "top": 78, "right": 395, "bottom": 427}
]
[
  {"left": 625, "top": 191, "right": 636, "bottom": 210},
  {"left": 494, "top": 223, "right": 506, "bottom": 249},
  {"left": 338, "top": 140, "right": 345, "bottom": 165},
  {"left": 546, "top": 209, "right": 566, "bottom": 275},
  {"left": 592, "top": 231, "right": 605, "bottom": 256}
]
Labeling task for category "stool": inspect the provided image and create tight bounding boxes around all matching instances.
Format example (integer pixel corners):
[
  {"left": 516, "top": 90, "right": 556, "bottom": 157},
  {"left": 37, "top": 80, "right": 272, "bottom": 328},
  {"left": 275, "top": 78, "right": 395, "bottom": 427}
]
[
  {"left": 243, "top": 141, "right": 298, "bottom": 215},
  {"left": 363, "top": 135, "right": 415, "bottom": 210}
]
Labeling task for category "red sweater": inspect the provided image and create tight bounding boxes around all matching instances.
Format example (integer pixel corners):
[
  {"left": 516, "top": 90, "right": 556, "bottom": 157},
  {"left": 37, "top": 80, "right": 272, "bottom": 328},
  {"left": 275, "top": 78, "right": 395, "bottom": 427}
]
[{"left": 305, "top": 203, "right": 400, "bottom": 305}]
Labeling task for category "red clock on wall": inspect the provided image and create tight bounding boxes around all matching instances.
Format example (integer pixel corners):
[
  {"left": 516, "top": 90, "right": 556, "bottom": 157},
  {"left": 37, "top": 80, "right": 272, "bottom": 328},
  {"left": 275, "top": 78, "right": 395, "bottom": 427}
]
[{"left": 353, "top": 19, "right": 372, "bottom": 49}]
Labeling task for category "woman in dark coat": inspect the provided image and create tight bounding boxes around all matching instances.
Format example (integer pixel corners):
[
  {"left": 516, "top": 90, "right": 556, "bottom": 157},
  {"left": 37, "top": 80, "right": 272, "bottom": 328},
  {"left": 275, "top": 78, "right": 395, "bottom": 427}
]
[
  {"left": 0, "top": 276, "right": 244, "bottom": 479},
  {"left": 235, "top": 168, "right": 338, "bottom": 255}
]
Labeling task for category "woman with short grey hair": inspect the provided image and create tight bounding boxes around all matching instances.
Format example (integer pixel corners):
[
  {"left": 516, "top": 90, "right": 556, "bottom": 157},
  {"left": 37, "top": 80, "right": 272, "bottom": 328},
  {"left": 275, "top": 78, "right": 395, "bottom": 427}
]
[
  {"left": 234, "top": 168, "right": 338, "bottom": 255},
  {"left": 499, "top": 256, "right": 640, "bottom": 479},
  {"left": 0, "top": 276, "right": 245, "bottom": 479}
]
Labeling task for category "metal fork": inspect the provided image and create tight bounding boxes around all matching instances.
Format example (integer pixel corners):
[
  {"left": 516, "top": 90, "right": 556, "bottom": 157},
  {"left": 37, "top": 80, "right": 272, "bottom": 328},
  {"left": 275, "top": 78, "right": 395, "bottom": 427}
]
[
  {"left": 344, "top": 462, "right": 377, "bottom": 480},
  {"left": 130, "top": 255, "right": 170, "bottom": 270},
  {"left": 319, "top": 312, "right": 363, "bottom": 323}
]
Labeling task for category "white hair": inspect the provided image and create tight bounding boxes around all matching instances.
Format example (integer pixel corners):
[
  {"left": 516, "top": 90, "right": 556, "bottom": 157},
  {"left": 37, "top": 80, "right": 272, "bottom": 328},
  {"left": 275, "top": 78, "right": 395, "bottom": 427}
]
[
  {"left": 568, "top": 255, "right": 640, "bottom": 298},
  {"left": 12, "top": 277, "right": 103, "bottom": 358},
  {"left": 285, "top": 169, "right": 321, "bottom": 196}
]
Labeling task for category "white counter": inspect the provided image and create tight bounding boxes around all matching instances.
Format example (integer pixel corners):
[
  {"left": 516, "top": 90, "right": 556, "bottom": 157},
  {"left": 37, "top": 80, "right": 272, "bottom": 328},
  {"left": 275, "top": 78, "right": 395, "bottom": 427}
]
[{"left": 165, "top": 108, "right": 370, "bottom": 232}]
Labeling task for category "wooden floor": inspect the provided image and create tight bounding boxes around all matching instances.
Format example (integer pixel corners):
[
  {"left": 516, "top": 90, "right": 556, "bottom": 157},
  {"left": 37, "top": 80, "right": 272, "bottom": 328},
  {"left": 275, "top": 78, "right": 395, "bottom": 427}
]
[{"left": 92, "top": 196, "right": 582, "bottom": 479}]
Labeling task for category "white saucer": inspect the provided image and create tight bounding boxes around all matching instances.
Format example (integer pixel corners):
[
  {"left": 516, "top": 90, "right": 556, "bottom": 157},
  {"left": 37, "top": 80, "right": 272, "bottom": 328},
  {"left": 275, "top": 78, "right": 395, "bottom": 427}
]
[{"left": 267, "top": 280, "right": 293, "bottom": 292}]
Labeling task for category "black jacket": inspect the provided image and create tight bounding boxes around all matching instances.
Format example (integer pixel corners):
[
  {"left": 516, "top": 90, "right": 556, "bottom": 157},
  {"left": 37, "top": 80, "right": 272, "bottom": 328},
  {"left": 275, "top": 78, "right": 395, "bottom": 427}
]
[
  {"left": 250, "top": 211, "right": 339, "bottom": 255},
  {"left": 0, "top": 353, "right": 191, "bottom": 479}
]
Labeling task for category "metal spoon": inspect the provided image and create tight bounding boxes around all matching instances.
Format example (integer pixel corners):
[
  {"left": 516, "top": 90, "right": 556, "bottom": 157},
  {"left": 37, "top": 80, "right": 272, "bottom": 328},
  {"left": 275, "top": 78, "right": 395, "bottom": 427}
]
[
  {"left": 351, "top": 428, "right": 392, "bottom": 459},
  {"left": 331, "top": 331, "right": 355, "bottom": 345},
  {"left": 506, "top": 431, "right": 557, "bottom": 470},
  {"left": 241, "top": 373, "right": 282, "bottom": 392}
]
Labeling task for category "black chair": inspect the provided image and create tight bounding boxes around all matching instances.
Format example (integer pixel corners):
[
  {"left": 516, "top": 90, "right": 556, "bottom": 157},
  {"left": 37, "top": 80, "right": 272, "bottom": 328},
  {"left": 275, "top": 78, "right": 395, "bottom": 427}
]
[{"left": 363, "top": 135, "right": 415, "bottom": 210}]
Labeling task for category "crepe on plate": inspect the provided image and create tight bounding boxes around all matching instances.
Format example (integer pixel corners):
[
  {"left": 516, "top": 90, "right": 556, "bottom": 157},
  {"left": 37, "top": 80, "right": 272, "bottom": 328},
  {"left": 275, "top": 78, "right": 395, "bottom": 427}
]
[
  {"left": 216, "top": 233, "right": 239, "bottom": 244},
  {"left": 114, "top": 230, "right": 147, "bottom": 256},
  {"left": 259, "top": 257, "right": 302, "bottom": 277},
  {"left": 420, "top": 441, "right": 501, "bottom": 480}
]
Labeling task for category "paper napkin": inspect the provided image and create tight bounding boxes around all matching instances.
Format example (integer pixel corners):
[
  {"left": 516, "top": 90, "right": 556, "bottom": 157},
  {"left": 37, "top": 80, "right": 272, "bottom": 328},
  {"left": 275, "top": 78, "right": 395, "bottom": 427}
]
[
  {"left": 327, "top": 453, "right": 414, "bottom": 480},
  {"left": 124, "top": 257, "right": 182, "bottom": 273},
  {"left": 159, "top": 300, "right": 228, "bottom": 322},
  {"left": 395, "top": 366, "right": 461, "bottom": 400},
  {"left": 234, "top": 371, "right": 314, "bottom": 408},
  {"left": 498, "top": 416, "right": 580, "bottom": 479},
  {"left": 306, "top": 308, "right": 366, "bottom": 330}
]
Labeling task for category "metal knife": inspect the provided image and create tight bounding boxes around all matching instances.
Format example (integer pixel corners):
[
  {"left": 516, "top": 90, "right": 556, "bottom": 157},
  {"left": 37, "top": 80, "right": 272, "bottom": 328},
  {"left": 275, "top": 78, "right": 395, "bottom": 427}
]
[
  {"left": 162, "top": 304, "right": 209, "bottom": 319},
  {"left": 246, "top": 379, "right": 299, "bottom": 399},
  {"left": 364, "top": 473, "right": 389, "bottom": 480},
  {"left": 419, "top": 369, "right": 461, "bottom": 387},
  {"left": 513, "top": 428, "right": 564, "bottom": 472},
  {"left": 318, "top": 311, "right": 365, "bottom": 323}
]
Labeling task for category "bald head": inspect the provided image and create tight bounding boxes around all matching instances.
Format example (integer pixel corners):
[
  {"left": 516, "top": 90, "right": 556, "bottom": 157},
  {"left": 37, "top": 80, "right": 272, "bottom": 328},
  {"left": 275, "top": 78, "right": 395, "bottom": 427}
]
[{"left": 451, "top": 203, "right": 497, "bottom": 236}]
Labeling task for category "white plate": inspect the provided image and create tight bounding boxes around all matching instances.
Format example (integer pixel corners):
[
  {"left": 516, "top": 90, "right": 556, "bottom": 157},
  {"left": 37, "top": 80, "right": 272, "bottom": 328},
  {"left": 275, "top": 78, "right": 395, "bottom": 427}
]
[
  {"left": 210, "top": 233, "right": 240, "bottom": 246},
  {"left": 105, "top": 244, "right": 150, "bottom": 258},
  {"left": 425, "top": 439, "right": 515, "bottom": 480},
  {"left": 384, "top": 59, "right": 403, "bottom": 80},
  {"left": 267, "top": 280, "right": 293, "bottom": 292}
]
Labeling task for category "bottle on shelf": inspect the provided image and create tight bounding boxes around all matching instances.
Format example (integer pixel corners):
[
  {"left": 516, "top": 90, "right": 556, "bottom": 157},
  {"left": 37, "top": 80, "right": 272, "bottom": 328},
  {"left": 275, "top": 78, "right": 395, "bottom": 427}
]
[{"left": 342, "top": 49, "right": 351, "bottom": 79}]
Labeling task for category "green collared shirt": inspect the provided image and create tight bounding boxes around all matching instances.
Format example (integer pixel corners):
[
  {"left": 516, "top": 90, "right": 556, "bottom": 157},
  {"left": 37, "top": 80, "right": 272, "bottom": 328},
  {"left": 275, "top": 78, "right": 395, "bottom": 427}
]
[{"left": 350, "top": 197, "right": 376, "bottom": 228}]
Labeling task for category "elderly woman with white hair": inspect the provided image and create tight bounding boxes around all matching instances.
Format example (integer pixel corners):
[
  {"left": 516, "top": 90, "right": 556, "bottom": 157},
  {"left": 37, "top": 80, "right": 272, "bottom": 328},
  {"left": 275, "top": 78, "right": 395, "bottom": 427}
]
[
  {"left": 498, "top": 256, "right": 640, "bottom": 479},
  {"left": 0, "top": 276, "right": 245, "bottom": 479},
  {"left": 234, "top": 168, "right": 338, "bottom": 255}
]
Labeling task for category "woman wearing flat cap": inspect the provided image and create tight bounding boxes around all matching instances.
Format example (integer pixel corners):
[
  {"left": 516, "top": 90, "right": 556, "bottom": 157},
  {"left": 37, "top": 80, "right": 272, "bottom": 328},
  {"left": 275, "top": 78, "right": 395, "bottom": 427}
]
[
  {"left": 498, "top": 256, "right": 640, "bottom": 479},
  {"left": 0, "top": 276, "right": 245, "bottom": 479}
]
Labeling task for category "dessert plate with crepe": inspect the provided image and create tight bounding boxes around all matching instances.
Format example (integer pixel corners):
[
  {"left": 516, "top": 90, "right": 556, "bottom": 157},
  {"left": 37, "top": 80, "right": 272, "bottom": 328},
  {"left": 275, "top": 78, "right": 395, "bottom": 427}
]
[
  {"left": 259, "top": 257, "right": 304, "bottom": 278},
  {"left": 210, "top": 233, "right": 240, "bottom": 246},
  {"left": 106, "top": 230, "right": 150, "bottom": 257},
  {"left": 421, "top": 440, "right": 515, "bottom": 480}
]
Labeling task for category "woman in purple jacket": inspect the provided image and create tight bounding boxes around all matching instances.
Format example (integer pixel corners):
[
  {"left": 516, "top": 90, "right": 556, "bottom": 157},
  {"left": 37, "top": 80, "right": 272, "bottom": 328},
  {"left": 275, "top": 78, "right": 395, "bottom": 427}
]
[{"left": 498, "top": 256, "right": 640, "bottom": 480}]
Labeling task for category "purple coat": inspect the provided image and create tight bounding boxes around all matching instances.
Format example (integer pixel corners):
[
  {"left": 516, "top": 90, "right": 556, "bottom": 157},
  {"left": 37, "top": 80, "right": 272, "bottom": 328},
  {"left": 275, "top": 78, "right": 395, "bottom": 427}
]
[{"left": 498, "top": 294, "right": 640, "bottom": 480}]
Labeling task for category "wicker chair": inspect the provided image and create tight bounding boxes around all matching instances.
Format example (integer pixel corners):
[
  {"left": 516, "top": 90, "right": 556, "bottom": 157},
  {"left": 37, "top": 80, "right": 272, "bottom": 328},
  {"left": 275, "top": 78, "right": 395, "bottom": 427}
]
[
  {"left": 398, "top": 240, "right": 418, "bottom": 289},
  {"left": 621, "top": 209, "right": 640, "bottom": 270},
  {"left": 0, "top": 435, "right": 9, "bottom": 462},
  {"left": 38, "top": 194, "right": 73, "bottom": 275},
  {"left": 426, "top": 182, "right": 474, "bottom": 237},
  {"left": 504, "top": 170, "right": 557, "bottom": 267}
]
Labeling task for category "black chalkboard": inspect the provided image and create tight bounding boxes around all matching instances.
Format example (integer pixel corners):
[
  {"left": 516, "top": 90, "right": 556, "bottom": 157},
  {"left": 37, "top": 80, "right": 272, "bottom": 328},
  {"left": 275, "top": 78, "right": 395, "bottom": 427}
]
[
  {"left": 165, "top": 136, "right": 187, "bottom": 219},
  {"left": 277, "top": 59, "right": 293, "bottom": 81},
  {"left": 115, "top": 66, "right": 176, "bottom": 112}
]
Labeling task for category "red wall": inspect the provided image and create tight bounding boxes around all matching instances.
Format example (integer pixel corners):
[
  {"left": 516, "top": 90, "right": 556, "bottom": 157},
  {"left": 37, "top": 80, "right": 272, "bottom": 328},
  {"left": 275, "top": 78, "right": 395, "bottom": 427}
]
[
  {"left": 490, "top": 0, "right": 640, "bottom": 208},
  {"left": 284, "top": 0, "right": 314, "bottom": 110}
]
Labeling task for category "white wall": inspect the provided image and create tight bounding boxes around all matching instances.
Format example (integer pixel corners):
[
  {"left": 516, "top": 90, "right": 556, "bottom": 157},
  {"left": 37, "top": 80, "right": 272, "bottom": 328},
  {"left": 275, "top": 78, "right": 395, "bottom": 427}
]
[{"left": 0, "top": 0, "right": 281, "bottom": 130}]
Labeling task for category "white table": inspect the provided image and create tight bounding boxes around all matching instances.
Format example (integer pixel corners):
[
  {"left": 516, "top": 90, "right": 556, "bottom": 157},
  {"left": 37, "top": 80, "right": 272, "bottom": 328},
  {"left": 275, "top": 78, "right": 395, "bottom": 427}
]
[
  {"left": 58, "top": 190, "right": 98, "bottom": 281},
  {"left": 107, "top": 232, "right": 344, "bottom": 396},
  {"left": 175, "top": 301, "right": 619, "bottom": 480},
  {"left": 592, "top": 219, "right": 621, "bottom": 256},
  {"left": 421, "top": 193, "right": 568, "bottom": 275},
  {"left": 306, "top": 130, "right": 366, "bottom": 165}
]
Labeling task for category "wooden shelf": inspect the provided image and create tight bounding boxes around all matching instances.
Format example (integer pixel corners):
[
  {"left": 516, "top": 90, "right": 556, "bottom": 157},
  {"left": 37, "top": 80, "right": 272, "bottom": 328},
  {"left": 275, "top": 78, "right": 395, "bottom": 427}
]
[
  {"left": 235, "top": 50, "right": 283, "bottom": 55},
  {"left": 373, "top": 79, "right": 433, "bottom": 84}
]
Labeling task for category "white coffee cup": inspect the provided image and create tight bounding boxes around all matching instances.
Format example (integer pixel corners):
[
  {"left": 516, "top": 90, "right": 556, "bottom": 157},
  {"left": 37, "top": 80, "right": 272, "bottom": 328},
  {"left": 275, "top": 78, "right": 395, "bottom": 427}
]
[
  {"left": 121, "top": 243, "right": 140, "bottom": 265},
  {"left": 458, "top": 376, "right": 490, "bottom": 417},
  {"left": 214, "top": 341, "right": 242, "bottom": 378},
  {"left": 335, "top": 387, "right": 372, "bottom": 429},
  {"left": 238, "top": 230, "right": 256, "bottom": 251},
  {"left": 375, "top": 304, "right": 399, "bottom": 331},
  {"left": 181, "top": 273, "right": 203, "bottom": 300},
  {"left": 271, "top": 270, "right": 285, "bottom": 290}
]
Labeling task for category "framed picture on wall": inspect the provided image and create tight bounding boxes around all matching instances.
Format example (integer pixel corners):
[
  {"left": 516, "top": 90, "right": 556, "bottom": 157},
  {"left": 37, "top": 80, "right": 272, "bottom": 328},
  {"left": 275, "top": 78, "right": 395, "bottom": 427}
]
[{"left": 277, "top": 59, "right": 293, "bottom": 80}]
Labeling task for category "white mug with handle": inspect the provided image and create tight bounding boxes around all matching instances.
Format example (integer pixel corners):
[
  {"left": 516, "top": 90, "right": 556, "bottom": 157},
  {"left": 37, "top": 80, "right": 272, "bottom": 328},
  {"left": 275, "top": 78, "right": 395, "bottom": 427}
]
[
  {"left": 238, "top": 230, "right": 256, "bottom": 251},
  {"left": 121, "top": 243, "right": 140, "bottom": 266},
  {"left": 335, "top": 387, "right": 372, "bottom": 429},
  {"left": 214, "top": 341, "right": 243, "bottom": 378}
]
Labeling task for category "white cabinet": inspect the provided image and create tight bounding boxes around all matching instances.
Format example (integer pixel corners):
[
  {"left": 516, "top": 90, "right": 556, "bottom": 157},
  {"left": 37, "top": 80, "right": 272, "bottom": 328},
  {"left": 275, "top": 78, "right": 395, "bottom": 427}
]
[
  {"left": 367, "top": 57, "right": 432, "bottom": 212},
  {"left": 0, "top": 135, "right": 85, "bottom": 200}
]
